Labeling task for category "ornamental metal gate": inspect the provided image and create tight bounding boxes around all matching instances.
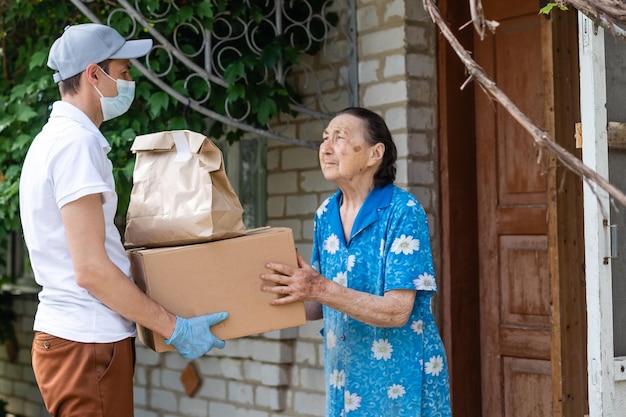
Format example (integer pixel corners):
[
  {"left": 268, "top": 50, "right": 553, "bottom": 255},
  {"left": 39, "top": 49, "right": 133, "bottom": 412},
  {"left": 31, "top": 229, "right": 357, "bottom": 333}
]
[{"left": 69, "top": 0, "right": 358, "bottom": 150}]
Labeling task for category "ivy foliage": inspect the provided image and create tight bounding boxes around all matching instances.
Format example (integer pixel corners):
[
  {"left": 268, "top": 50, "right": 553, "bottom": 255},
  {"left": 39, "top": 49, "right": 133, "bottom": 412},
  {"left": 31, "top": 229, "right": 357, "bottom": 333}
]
[
  {"left": 539, "top": 2, "right": 568, "bottom": 15},
  {"left": 0, "top": 0, "right": 337, "bottom": 244},
  {"left": 0, "top": 1, "right": 336, "bottom": 346}
]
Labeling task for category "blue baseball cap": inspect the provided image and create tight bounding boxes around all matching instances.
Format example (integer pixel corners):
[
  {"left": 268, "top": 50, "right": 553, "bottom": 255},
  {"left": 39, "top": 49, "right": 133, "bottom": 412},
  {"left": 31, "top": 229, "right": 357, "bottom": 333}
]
[{"left": 48, "top": 23, "right": 153, "bottom": 83}]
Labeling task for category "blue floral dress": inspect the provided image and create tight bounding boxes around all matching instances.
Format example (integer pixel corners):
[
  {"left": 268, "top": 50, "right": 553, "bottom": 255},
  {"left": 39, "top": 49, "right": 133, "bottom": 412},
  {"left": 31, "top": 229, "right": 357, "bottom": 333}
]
[{"left": 311, "top": 184, "right": 452, "bottom": 417}]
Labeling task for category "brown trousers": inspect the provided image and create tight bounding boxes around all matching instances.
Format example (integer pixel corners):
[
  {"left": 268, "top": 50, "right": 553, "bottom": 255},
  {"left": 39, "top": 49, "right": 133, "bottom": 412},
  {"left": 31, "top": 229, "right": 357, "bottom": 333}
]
[{"left": 31, "top": 332, "right": 135, "bottom": 417}]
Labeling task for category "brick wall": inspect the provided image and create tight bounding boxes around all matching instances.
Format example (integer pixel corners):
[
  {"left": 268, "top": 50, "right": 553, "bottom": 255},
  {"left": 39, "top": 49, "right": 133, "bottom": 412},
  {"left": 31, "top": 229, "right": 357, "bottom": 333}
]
[
  {"left": 0, "top": 1, "right": 440, "bottom": 416},
  {"left": 0, "top": 296, "right": 42, "bottom": 417}
]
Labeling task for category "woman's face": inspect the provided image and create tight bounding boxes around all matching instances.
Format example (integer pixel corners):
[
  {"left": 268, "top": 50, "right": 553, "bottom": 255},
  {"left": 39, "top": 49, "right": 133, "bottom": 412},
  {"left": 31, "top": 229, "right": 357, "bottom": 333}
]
[{"left": 319, "top": 114, "right": 381, "bottom": 185}]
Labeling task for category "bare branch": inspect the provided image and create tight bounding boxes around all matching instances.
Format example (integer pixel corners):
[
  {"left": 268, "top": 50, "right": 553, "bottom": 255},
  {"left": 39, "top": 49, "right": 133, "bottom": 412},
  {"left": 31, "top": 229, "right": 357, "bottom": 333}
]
[
  {"left": 422, "top": 0, "right": 626, "bottom": 208},
  {"left": 562, "top": 0, "right": 626, "bottom": 41},
  {"left": 468, "top": 0, "right": 499, "bottom": 40},
  {"left": 579, "top": 6, "right": 626, "bottom": 41},
  {"left": 563, "top": 0, "right": 626, "bottom": 23}
]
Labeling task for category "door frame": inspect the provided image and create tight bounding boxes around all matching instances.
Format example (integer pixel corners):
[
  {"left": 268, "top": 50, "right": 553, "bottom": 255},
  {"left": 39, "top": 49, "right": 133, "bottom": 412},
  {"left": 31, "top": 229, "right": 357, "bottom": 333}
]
[
  {"left": 545, "top": 9, "right": 588, "bottom": 417},
  {"left": 436, "top": 2, "right": 587, "bottom": 416},
  {"left": 436, "top": 1, "right": 481, "bottom": 416},
  {"left": 578, "top": 14, "right": 613, "bottom": 417}
]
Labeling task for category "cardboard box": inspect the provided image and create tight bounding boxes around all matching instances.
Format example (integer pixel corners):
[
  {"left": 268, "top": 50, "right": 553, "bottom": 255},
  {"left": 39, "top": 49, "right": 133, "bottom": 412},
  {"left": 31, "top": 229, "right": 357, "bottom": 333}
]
[{"left": 128, "top": 227, "right": 306, "bottom": 352}]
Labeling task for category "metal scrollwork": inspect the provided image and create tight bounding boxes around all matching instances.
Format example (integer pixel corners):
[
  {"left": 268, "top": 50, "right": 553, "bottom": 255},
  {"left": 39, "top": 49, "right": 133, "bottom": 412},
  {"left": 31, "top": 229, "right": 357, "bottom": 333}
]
[{"left": 69, "top": 0, "right": 357, "bottom": 149}]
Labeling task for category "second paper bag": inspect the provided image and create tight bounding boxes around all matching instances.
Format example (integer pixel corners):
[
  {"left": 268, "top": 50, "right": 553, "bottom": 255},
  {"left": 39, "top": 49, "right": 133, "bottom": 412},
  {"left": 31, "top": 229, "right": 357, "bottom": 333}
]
[{"left": 125, "top": 130, "right": 245, "bottom": 248}]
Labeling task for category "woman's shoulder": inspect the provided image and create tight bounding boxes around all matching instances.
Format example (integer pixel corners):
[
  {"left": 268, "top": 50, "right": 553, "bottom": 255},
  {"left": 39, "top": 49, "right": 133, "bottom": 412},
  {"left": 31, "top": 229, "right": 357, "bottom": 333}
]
[{"left": 390, "top": 186, "right": 424, "bottom": 212}]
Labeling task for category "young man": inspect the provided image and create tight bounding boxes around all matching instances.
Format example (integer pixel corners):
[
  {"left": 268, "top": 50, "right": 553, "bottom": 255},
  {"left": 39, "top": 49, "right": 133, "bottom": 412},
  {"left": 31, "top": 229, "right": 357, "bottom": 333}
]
[{"left": 19, "top": 24, "right": 227, "bottom": 416}]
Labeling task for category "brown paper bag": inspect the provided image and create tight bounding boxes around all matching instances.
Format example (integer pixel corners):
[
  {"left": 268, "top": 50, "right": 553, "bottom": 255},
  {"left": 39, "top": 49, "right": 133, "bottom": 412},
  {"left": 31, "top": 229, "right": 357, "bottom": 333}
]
[{"left": 124, "top": 130, "right": 245, "bottom": 248}]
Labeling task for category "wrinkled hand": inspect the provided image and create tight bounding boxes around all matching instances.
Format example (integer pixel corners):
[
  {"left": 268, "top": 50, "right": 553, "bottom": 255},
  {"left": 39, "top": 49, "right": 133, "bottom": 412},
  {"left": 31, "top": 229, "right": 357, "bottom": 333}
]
[
  {"left": 261, "top": 252, "right": 327, "bottom": 305},
  {"left": 165, "top": 312, "right": 228, "bottom": 360}
]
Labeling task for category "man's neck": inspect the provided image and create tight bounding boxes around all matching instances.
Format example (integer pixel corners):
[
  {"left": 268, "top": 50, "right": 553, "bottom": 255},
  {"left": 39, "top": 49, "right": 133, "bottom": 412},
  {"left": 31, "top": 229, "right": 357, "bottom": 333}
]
[{"left": 62, "top": 94, "right": 103, "bottom": 128}]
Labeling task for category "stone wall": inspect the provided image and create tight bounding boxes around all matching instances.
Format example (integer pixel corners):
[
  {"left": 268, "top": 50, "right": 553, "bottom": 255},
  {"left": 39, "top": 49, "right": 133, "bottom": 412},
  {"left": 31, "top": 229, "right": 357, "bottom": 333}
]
[
  {"left": 0, "top": 296, "right": 42, "bottom": 417},
  {"left": 0, "top": 1, "right": 440, "bottom": 416}
]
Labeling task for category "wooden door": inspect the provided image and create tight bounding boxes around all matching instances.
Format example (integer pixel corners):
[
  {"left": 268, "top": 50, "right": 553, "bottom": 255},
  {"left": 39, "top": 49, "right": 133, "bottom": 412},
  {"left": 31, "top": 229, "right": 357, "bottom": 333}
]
[
  {"left": 474, "top": 2, "right": 552, "bottom": 416},
  {"left": 439, "top": 0, "right": 586, "bottom": 415}
]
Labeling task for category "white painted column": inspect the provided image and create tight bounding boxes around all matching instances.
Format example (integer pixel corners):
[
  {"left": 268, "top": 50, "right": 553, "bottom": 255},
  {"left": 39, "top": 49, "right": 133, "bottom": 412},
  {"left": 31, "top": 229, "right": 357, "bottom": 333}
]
[{"left": 579, "top": 12, "right": 614, "bottom": 417}]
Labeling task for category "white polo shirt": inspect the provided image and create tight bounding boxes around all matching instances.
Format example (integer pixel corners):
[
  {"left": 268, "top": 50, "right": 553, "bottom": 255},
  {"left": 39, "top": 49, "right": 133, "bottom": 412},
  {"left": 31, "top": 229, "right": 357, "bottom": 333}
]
[{"left": 19, "top": 101, "right": 135, "bottom": 343}]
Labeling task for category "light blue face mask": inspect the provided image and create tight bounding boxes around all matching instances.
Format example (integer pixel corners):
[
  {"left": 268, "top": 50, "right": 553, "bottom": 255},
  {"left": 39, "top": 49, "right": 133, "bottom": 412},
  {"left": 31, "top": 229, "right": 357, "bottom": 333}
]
[{"left": 94, "top": 66, "right": 136, "bottom": 121}]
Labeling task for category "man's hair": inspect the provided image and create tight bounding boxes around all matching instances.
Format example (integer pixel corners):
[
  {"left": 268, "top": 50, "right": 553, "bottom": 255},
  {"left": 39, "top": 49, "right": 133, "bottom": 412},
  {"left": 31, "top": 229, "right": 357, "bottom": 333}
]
[{"left": 59, "top": 59, "right": 111, "bottom": 96}]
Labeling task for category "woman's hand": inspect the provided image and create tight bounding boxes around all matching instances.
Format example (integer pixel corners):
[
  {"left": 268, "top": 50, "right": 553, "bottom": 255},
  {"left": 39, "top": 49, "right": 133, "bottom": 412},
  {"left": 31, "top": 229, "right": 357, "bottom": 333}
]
[
  {"left": 261, "top": 252, "right": 415, "bottom": 327},
  {"left": 260, "top": 252, "right": 327, "bottom": 305}
]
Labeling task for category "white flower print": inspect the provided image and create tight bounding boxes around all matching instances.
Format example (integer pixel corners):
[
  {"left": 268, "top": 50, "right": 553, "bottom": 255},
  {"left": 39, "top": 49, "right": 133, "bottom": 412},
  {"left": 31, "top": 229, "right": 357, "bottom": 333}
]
[
  {"left": 317, "top": 198, "right": 330, "bottom": 218},
  {"left": 407, "top": 199, "right": 417, "bottom": 207},
  {"left": 379, "top": 238, "right": 385, "bottom": 257},
  {"left": 346, "top": 255, "right": 355, "bottom": 272},
  {"left": 344, "top": 391, "right": 362, "bottom": 413},
  {"left": 371, "top": 338, "right": 393, "bottom": 361},
  {"left": 327, "top": 330, "right": 337, "bottom": 349},
  {"left": 413, "top": 273, "right": 437, "bottom": 291},
  {"left": 390, "top": 234, "right": 420, "bottom": 255},
  {"left": 333, "top": 271, "right": 347, "bottom": 287},
  {"left": 425, "top": 355, "right": 445, "bottom": 377},
  {"left": 410, "top": 319, "right": 424, "bottom": 334},
  {"left": 329, "top": 369, "right": 346, "bottom": 389},
  {"left": 387, "top": 384, "right": 406, "bottom": 399},
  {"left": 312, "top": 260, "right": 320, "bottom": 272},
  {"left": 324, "top": 234, "right": 340, "bottom": 254}
]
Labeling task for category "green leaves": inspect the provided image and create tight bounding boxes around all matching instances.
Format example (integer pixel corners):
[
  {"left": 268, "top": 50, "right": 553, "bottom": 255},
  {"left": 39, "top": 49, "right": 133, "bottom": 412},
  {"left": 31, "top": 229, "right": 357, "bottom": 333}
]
[
  {"left": 257, "top": 96, "right": 277, "bottom": 125},
  {"left": 0, "top": 0, "right": 336, "bottom": 238},
  {"left": 197, "top": 2, "right": 214, "bottom": 20},
  {"left": 13, "top": 103, "right": 38, "bottom": 123},
  {"left": 228, "top": 84, "right": 246, "bottom": 102},
  {"left": 0, "top": 115, "right": 13, "bottom": 135},
  {"left": 147, "top": 91, "right": 170, "bottom": 118},
  {"left": 539, "top": 2, "right": 568, "bottom": 15},
  {"left": 29, "top": 50, "right": 48, "bottom": 71}
]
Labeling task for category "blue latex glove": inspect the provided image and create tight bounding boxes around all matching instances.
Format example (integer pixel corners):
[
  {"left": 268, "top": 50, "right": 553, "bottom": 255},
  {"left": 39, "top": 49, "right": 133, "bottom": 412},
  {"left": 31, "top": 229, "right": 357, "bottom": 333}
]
[{"left": 165, "top": 312, "right": 228, "bottom": 360}]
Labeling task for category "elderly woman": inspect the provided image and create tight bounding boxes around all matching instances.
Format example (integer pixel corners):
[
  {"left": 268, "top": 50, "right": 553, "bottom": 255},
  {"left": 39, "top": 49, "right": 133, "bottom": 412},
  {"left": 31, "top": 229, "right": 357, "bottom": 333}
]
[{"left": 261, "top": 107, "right": 451, "bottom": 416}]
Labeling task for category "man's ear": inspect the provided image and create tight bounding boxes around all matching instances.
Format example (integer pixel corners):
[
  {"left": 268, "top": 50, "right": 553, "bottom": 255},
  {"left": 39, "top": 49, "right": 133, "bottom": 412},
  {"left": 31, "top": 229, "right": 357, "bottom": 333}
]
[{"left": 84, "top": 63, "right": 100, "bottom": 86}]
